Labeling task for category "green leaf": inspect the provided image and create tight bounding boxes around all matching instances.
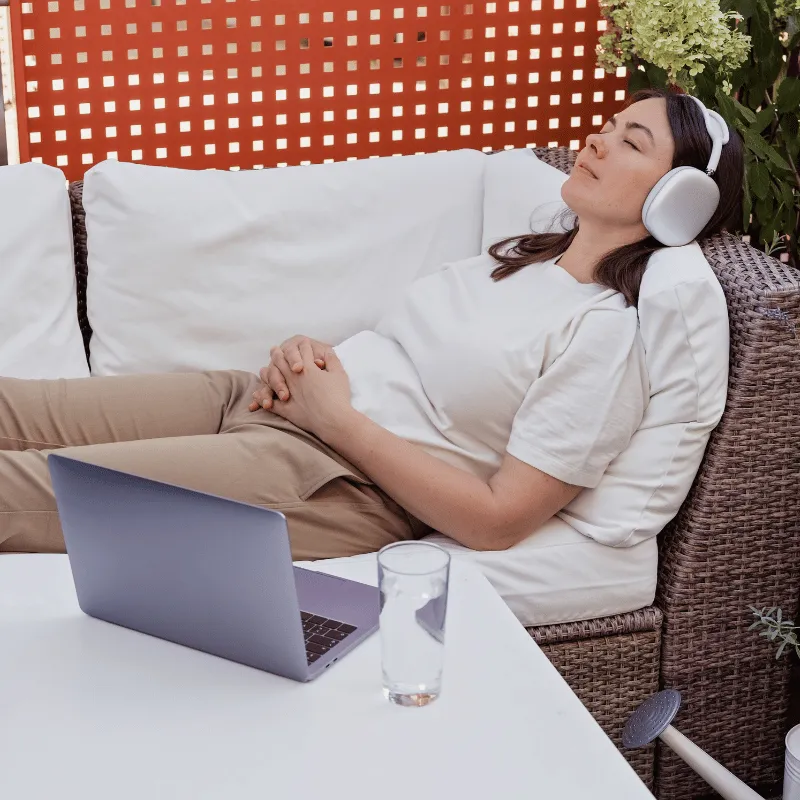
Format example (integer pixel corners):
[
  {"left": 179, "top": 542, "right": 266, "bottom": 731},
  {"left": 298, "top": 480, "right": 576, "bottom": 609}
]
[
  {"left": 734, "top": 98, "right": 758, "bottom": 125},
  {"left": 777, "top": 78, "right": 800, "bottom": 114},
  {"left": 749, "top": 162, "right": 771, "bottom": 199},
  {"left": 628, "top": 69, "right": 651, "bottom": 94},
  {"left": 765, "top": 144, "right": 791, "bottom": 172},
  {"left": 742, "top": 127, "right": 770, "bottom": 160},
  {"left": 750, "top": 106, "right": 775, "bottom": 135}
]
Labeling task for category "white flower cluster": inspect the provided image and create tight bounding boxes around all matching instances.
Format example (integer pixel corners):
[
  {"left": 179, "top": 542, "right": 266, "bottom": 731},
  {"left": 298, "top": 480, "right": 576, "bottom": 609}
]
[
  {"left": 597, "top": 0, "right": 752, "bottom": 90},
  {"left": 774, "top": 0, "right": 800, "bottom": 19}
]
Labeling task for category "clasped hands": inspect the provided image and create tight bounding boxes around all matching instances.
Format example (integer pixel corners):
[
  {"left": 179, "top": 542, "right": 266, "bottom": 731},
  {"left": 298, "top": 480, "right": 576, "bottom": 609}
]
[{"left": 248, "top": 335, "right": 355, "bottom": 439}]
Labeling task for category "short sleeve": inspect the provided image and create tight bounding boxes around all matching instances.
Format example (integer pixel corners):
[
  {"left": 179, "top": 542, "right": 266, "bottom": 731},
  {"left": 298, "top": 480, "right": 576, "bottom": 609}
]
[{"left": 507, "top": 307, "right": 647, "bottom": 488}]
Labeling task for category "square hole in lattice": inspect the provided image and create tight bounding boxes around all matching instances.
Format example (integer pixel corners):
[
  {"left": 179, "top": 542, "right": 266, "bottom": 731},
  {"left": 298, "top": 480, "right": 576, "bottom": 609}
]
[
  {"left": 347, "top": 108, "right": 358, "bottom": 120},
  {"left": 571, "top": 116, "right": 580, "bottom": 127},
  {"left": 82, "top": 153, "right": 93, "bottom": 165},
  {"left": 229, "top": 142, "right": 240, "bottom": 153},
  {"left": 323, "top": 110, "right": 335, "bottom": 122},
  {"left": 205, "top": 143, "right": 216, "bottom": 155},
  {"left": 572, "top": 93, "right": 581, "bottom": 103},
  {"left": 324, "top": 134, "right": 334, "bottom": 146},
  {"left": 129, "top": 124, "right": 142, "bottom": 136},
  {"left": 438, "top": 126, "right": 448, "bottom": 137},
  {"left": 56, "top": 155, "right": 68, "bottom": 166},
  {"left": 574, "top": 45, "right": 584, "bottom": 57},
  {"left": 593, "top": 91, "right": 604, "bottom": 102},
  {"left": 80, "top": 128, "right": 91, "bottom": 139},
  {"left": 460, "top": 124, "right": 470, "bottom": 135},
  {"left": 392, "top": 130, "right": 403, "bottom": 140},
  {"left": 484, "top": 99, "right": 493, "bottom": 110},
  {"left": 276, "top": 139, "right": 287, "bottom": 150},
  {"left": 180, "top": 145, "right": 191, "bottom": 157},
  {"left": 393, "top": 105, "right": 403, "bottom": 116},
  {"left": 253, "top": 116, "right": 263, "bottom": 127},
  {"left": 155, "top": 122, "right": 166, "bottom": 134},
  {"left": 55, "top": 130, "right": 67, "bottom": 141},
  {"left": 394, "top": 33, "right": 404, "bottom": 43}
]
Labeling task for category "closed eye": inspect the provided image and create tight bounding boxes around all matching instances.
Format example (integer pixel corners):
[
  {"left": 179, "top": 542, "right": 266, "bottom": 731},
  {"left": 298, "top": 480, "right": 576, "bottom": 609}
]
[{"left": 625, "top": 140, "right": 640, "bottom": 151}]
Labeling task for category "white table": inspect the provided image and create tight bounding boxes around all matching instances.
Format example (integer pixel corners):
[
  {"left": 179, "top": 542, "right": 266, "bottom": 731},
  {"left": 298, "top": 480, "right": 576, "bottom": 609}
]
[{"left": 0, "top": 555, "right": 653, "bottom": 799}]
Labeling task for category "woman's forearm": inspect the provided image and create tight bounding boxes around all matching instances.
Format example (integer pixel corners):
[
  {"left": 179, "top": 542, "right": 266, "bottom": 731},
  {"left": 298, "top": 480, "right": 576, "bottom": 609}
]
[{"left": 318, "top": 409, "right": 505, "bottom": 550}]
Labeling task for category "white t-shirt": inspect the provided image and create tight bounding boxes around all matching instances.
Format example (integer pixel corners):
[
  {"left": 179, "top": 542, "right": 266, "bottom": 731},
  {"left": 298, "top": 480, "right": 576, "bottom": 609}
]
[{"left": 334, "top": 253, "right": 648, "bottom": 487}]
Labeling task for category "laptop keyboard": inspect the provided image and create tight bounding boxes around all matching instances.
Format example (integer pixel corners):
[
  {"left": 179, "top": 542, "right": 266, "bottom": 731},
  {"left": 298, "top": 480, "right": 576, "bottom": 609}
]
[{"left": 301, "top": 612, "right": 357, "bottom": 664}]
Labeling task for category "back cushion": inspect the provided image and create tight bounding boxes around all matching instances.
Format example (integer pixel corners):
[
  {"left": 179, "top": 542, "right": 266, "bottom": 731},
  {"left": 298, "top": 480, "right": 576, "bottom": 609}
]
[
  {"left": 83, "top": 151, "right": 485, "bottom": 376},
  {"left": 0, "top": 163, "right": 89, "bottom": 379},
  {"left": 483, "top": 149, "right": 729, "bottom": 547}
]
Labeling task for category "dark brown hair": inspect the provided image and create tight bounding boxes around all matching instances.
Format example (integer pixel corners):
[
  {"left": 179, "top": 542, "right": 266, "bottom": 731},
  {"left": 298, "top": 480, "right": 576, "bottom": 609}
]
[{"left": 488, "top": 88, "right": 744, "bottom": 306}]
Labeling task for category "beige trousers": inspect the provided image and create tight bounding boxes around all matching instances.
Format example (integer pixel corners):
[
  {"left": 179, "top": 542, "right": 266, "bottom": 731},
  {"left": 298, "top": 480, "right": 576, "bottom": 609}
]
[{"left": 0, "top": 370, "right": 422, "bottom": 560}]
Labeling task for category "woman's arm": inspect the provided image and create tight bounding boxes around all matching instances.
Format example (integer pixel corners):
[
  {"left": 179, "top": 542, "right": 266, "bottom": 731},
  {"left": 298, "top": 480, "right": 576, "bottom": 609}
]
[{"left": 319, "top": 409, "right": 582, "bottom": 551}]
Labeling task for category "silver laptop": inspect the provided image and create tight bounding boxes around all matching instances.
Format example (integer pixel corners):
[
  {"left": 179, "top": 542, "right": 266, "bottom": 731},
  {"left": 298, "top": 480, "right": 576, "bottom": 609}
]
[{"left": 47, "top": 453, "right": 380, "bottom": 682}]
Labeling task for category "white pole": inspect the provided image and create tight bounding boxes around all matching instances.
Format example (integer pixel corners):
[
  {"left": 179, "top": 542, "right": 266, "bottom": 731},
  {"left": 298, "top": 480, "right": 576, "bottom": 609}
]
[{"left": 660, "top": 725, "right": 765, "bottom": 800}]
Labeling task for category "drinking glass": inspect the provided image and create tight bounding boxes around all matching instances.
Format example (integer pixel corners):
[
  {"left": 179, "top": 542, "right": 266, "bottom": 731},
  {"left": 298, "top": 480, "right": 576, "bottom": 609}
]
[{"left": 377, "top": 541, "right": 451, "bottom": 707}]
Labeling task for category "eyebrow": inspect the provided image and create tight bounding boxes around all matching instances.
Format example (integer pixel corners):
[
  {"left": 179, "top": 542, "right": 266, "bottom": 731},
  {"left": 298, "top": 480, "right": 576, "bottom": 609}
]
[{"left": 607, "top": 115, "right": 656, "bottom": 146}]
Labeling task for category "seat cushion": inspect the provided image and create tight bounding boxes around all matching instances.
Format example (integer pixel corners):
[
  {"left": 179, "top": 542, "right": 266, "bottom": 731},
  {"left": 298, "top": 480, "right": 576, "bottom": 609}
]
[
  {"left": 482, "top": 148, "right": 729, "bottom": 547},
  {"left": 296, "top": 519, "right": 658, "bottom": 627},
  {"left": 0, "top": 163, "right": 89, "bottom": 379},
  {"left": 81, "top": 151, "right": 485, "bottom": 376}
]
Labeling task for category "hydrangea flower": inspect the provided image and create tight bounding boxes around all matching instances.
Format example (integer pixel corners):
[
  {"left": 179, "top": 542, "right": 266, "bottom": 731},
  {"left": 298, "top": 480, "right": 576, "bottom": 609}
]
[{"left": 597, "top": 0, "right": 752, "bottom": 91}]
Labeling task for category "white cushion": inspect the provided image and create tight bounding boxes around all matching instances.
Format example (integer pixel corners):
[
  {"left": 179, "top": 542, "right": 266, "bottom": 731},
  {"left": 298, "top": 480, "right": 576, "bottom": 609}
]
[
  {"left": 0, "top": 164, "right": 89, "bottom": 379},
  {"left": 296, "top": 520, "right": 658, "bottom": 627},
  {"left": 82, "top": 152, "right": 485, "bottom": 376},
  {"left": 483, "top": 148, "right": 729, "bottom": 548},
  {"left": 481, "top": 148, "right": 570, "bottom": 251}
]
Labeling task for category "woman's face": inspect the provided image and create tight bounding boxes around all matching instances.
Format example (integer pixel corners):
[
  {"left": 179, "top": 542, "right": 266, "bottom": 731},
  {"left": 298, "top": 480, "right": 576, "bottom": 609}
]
[{"left": 561, "top": 97, "right": 676, "bottom": 231}]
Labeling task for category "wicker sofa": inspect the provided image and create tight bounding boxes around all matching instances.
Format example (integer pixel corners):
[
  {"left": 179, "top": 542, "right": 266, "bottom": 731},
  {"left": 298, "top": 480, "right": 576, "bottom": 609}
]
[{"left": 66, "top": 146, "right": 800, "bottom": 797}]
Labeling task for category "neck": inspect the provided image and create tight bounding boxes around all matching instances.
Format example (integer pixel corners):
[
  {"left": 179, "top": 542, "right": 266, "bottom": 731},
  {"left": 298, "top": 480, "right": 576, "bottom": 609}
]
[{"left": 556, "top": 219, "right": 649, "bottom": 283}]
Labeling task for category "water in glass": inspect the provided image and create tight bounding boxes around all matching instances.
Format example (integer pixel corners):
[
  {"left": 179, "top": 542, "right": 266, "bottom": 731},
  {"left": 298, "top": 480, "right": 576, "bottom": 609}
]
[{"left": 378, "top": 542, "right": 450, "bottom": 707}]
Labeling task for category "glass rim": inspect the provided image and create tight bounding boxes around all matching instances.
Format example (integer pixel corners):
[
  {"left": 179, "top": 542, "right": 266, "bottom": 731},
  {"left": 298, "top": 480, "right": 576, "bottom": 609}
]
[{"left": 377, "top": 540, "right": 451, "bottom": 575}]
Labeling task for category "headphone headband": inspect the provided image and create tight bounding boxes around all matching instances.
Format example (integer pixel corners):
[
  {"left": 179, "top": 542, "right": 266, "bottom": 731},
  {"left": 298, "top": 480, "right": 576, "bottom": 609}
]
[{"left": 686, "top": 95, "right": 730, "bottom": 177}]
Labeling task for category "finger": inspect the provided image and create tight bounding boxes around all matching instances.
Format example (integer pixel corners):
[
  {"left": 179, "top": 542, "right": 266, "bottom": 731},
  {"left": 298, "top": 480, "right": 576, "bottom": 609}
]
[
  {"left": 311, "top": 342, "right": 327, "bottom": 368},
  {"left": 259, "top": 364, "right": 271, "bottom": 384},
  {"left": 270, "top": 346, "right": 294, "bottom": 382},
  {"left": 323, "top": 348, "right": 342, "bottom": 372},
  {"left": 266, "top": 364, "right": 291, "bottom": 402},
  {"left": 284, "top": 343, "right": 305, "bottom": 373},
  {"left": 251, "top": 389, "right": 273, "bottom": 409},
  {"left": 298, "top": 339, "right": 316, "bottom": 369}
]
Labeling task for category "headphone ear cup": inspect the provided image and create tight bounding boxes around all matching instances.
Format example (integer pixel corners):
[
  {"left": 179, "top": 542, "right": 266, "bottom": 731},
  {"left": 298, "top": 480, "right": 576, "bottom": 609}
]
[{"left": 642, "top": 166, "right": 721, "bottom": 247}]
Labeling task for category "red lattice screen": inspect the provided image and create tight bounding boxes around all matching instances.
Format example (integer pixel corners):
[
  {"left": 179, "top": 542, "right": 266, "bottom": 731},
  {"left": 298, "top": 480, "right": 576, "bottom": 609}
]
[{"left": 9, "top": 0, "right": 627, "bottom": 180}]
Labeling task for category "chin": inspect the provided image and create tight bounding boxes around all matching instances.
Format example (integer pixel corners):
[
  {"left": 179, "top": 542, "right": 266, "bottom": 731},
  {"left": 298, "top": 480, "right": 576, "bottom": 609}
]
[{"left": 559, "top": 176, "right": 583, "bottom": 216}]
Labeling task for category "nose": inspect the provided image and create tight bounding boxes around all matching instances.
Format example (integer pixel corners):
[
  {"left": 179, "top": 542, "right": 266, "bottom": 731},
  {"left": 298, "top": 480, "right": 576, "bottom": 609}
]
[{"left": 585, "top": 131, "right": 607, "bottom": 158}]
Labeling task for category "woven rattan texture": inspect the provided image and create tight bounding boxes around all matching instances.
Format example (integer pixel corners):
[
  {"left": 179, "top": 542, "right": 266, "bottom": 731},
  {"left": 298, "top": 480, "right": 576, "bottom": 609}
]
[
  {"left": 11, "top": 0, "right": 627, "bottom": 181},
  {"left": 533, "top": 607, "right": 663, "bottom": 790},
  {"left": 654, "top": 235, "right": 800, "bottom": 798}
]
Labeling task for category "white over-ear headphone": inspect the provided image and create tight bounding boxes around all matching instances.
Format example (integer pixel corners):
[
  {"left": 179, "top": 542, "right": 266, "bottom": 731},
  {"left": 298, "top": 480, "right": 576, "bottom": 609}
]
[{"left": 641, "top": 95, "right": 730, "bottom": 247}]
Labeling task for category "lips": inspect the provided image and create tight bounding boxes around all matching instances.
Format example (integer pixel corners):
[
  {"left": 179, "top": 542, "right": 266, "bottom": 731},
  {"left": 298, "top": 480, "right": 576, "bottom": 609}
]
[{"left": 576, "top": 161, "right": 598, "bottom": 179}]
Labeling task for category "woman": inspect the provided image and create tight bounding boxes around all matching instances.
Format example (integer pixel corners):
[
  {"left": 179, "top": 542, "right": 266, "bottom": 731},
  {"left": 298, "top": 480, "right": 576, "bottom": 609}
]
[{"left": 0, "top": 88, "right": 743, "bottom": 560}]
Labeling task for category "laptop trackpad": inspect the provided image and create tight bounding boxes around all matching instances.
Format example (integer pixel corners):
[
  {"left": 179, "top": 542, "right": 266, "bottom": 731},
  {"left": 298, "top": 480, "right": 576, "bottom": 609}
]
[{"left": 294, "top": 567, "right": 379, "bottom": 631}]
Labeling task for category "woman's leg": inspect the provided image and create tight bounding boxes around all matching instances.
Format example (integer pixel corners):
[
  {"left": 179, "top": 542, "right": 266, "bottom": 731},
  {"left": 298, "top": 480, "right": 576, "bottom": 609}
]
[
  {"left": 0, "top": 370, "right": 254, "bottom": 452},
  {"left": 0, "top": 427, "right": 415, "bottom": 558}
]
